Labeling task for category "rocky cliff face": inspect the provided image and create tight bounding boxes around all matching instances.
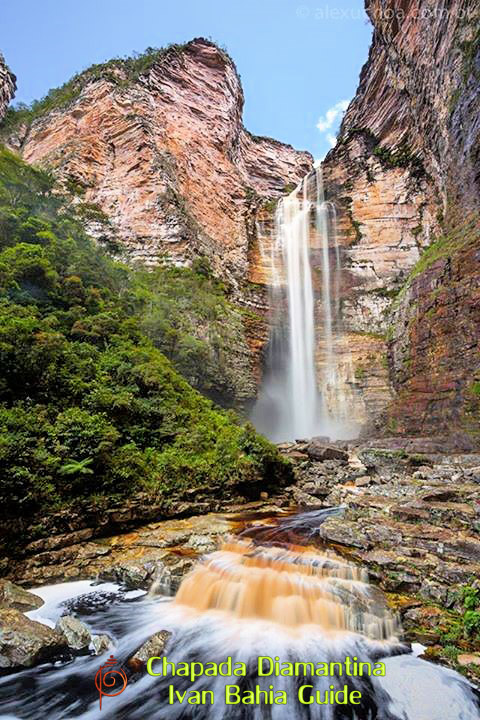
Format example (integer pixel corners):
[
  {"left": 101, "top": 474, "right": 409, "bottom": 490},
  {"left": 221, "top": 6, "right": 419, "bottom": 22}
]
[
  {"left": 321, "top": 0, "right": 480, "bottom": 442},
  {"left": 2, "top": 12, "right": 478, "bottom": 439},
  {"left": 4, "top": 39, "right": 311, "bottom": 284},
  {"left": 0, "top": 53, "right": 15, "bottom": 121},
  {"left": 1, "top": 39, "right": 311, "bottom": 409}
]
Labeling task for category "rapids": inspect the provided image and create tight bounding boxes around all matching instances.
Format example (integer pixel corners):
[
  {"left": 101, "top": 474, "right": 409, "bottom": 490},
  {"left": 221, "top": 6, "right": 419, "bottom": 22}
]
[{"left": 0, "top": 509, "right": 478, "bottom": 719}]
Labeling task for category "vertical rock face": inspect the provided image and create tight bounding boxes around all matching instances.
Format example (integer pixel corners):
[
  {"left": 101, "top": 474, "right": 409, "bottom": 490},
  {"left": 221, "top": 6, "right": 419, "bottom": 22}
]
[
  {"left": 5, "top": 39, "right": 311, "bottom": 285},
  {"left": 321, "top": 0, "right": 480, "bottom": 441},
  {"left": 0, "top": 39, "right": 311, "bottom": 409},
  {"left": 3, "top": 15, "right": 478, "bottom": 440},
  {"left": 388, "top": 217, "right": 480, "bottom": 439},
  {"left": 0, "top": 53, "right": 16, "bottom": 122}
]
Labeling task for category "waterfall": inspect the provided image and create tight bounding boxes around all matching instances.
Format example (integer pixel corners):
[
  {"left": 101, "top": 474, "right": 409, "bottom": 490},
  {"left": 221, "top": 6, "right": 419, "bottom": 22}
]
[
  {"left": 251, "top": 166, "right": 356, "bottom": 442},
  {"left": 282, "top": 175, "right": 318, "bottom": 437}
]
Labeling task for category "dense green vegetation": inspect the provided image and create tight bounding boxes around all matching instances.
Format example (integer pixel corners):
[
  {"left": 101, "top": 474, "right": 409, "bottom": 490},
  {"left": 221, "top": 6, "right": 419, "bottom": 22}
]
[
  {"left": 434, "top": 584, "right": 480, "bottom": 678},
  {"left": 134, "top": 261, "right": 254, "bottom": 406},
  {"left": 0, "top": 146, "right": 290, "bottom": 527}
]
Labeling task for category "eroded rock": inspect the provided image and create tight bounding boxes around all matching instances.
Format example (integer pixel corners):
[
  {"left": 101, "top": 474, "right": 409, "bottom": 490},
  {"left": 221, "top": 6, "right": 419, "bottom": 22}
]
[
  {"left": 0, "top": 580, "right": 43, "bottom": 612},
  {"left": 306, "top": 442, "right": 348, "bottom": 463},
  {"left": 127, "top": 630, "right": 171, "bottom": 674},
  {"left": 91, "top": 634, "right": 111, "bottom": 655},
  {"left": 55, "top": 615, "right": 91, "bottom": 651},
  {"left": 0, "top": 609, "right": 68, "bottom": 670}
]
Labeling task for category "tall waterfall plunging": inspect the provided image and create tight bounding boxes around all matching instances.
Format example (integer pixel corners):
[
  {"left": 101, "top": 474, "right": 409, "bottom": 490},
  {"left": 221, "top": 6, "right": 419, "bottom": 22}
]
[{"left": 251, "top": 166, "right": 357, "bottom": 442}]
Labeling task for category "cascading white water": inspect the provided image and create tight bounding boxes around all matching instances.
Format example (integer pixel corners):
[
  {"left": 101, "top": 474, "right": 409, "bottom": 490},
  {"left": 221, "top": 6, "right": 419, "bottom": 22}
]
[
  {"left": 251, "top": 166, "right": 357, "bottom": 441},
  {"left": 3, "top": 510, "right": 479, "bottom": 720},
  {"left": 281, "top": 176, "right": 318, "bottom": 437}
]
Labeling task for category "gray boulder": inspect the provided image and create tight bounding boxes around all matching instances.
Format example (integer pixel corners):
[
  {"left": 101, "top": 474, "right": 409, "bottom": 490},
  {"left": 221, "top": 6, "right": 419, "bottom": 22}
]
[
  {"left": 0, "top": 580, "right": 43, "bottom": 612},
  {"left": 0, "top": 608, "right": 68, "bottom": 670},
  {"left": 55, "top": 615, "right": 91, "bottom": 651},
  {"left": 306, "top": 442, "right": 348, "bottom": 463},
  {"left": 91, "top": 633, "right": 111, "bottom": 655}
]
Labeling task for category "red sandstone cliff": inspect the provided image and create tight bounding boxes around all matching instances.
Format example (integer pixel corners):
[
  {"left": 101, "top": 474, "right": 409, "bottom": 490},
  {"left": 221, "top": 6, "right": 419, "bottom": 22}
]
[
  {"left": 2, "top": 13, "right": 479, "bottom": 440},
  {"left": 322, "top": 0, "right": 480, "bottom": 442},
  {"left": 3, "top": 39, "right": 311, "bottom": 285}
]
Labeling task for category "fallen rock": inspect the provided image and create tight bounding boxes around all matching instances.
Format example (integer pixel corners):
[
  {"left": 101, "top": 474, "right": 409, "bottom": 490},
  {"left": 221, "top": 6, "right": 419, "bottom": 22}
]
[
  {"left": 457, "top": 653, "right": 480, "bottom": 667},
  {"left": 306, "top": 442, "right": 348, "bottom": 463},
  {"left": 419, "top": 579, "right": 455, "bottom": 607},
  {"left": 98, "top": 563, "right": 153, "bottom": 589},
  {"left": 319, "top": 517, "right": 371, "bottom": 550},
  {"left": 185, "top": 534, "right": 218, "bottom": 553},
  {"left": 55, "top": 615, "right": 91, "bottom": 651},
  {"left": 0, "top": 608, "right": 68, "bottom": 670},
  {"left": 355, "top": 476, "right": 372, "bottom": 487},
  {"left": 291, "top": 487, "right": 322, "bottom": 507},
  {"left": 91, "top": 634, "right": 111, "bottom": 655},
  {"left": 358, "top": 448, "right": 407, "bottom": 475},
  {"left": 0, "top": 580, "right": 43, "bottom": 612},
  {"left": 127, "top": 630, "right": 171, "bottom": 673}
]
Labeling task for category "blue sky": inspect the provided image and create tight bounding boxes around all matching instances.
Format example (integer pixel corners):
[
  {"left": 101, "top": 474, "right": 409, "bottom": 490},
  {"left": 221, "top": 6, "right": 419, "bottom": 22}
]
[{"left": 1, "top": 0, "right": 372, "bottom": 159}]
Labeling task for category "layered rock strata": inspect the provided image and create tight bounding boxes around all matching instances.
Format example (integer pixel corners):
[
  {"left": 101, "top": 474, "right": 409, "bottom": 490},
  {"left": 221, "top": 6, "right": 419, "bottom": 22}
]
[
  {"left": 320, "top": 0, "right": 480, "bottom": 440},
  {"left": 3, "top": 39, "right": 311, "bottom": 283}
]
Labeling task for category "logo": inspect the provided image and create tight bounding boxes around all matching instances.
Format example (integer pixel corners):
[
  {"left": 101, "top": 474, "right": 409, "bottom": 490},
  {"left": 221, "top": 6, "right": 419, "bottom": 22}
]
[{"left": 94, "top": 654, "right": 128, "bottom": 710}]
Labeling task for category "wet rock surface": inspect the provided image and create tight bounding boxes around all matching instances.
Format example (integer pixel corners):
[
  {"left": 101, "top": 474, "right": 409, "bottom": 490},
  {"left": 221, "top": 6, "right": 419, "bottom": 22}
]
[
  {"left": 0, "top": 580, "right": 43, "bottom": 612},
  {"left": 91, "top": 633, "right": 111, "bottom": 655},
  {"left": 7, "top": 504, "right": 289, "bottom": 590},
  {"left": 286, "top": 440, "right": 480, "bottom": 680},
  {"left": 4, "top": 441, "right": 480, "bottom": 681},
  {"left": 55, "top": 615, "right": 91, "bottom": 651},
  {"left": 0, "top": 609, "right": 69, "bottom": 671},
  {"left": 127, "top": 630, "right": 171, "bottom": 674}
]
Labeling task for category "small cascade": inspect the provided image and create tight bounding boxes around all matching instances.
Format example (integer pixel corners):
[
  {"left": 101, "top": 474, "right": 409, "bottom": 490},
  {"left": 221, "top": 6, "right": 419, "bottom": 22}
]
[
  {"left": 251, "top": 166, "right": 359, "bottom": 442},
  {"left": 175, "top": 539, "right": 398, "bottom": 640},
  {"left": 1, "top": 509, "right": 479, "bottom": 720}
]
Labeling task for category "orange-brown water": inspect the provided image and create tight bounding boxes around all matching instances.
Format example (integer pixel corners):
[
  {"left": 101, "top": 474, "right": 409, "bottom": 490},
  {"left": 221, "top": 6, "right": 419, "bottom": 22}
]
[{"left": 174, "top": 539, "right": 397, "bottom": 639}]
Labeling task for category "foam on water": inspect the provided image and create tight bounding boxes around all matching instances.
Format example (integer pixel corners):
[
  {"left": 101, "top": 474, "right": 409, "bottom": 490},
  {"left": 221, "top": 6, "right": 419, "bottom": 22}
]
[{"left": 0, "top": 513, "right": 478, "bottom": 719}]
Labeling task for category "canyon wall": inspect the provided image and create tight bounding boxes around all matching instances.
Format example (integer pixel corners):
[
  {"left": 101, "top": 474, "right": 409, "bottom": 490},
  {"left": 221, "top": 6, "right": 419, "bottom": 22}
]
[
  {"left": 0, "top": 53, "right": 15, "bottom": 121},
  {"left": 2, "top": 8, "right": 479, "bottom": 441},
  {"left": 0, "top": 39, "right": 311, "bottom": 408},
  {"left": 2, "top": 39, "right": 311, "bottom": 283},
  {"left": 321, "top": 0, "right": 480, "bottom": 442}
]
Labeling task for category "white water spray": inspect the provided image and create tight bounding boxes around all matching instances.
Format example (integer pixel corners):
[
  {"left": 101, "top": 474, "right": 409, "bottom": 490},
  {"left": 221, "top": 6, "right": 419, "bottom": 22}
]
[{"left": 251, "top": 166, "right": 356, "bottom": 441}]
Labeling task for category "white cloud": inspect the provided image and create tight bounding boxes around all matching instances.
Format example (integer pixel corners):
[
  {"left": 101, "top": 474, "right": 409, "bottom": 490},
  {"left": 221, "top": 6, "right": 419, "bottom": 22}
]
[
  {"left": 316, "top": 99, "right": 350, "bottom": 158},
  {"left": 316, "top": 99, "right": 349, "bottom": 133}
]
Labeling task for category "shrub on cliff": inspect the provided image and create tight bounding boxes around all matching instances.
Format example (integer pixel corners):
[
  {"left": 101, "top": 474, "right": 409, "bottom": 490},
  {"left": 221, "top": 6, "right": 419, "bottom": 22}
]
[{"left": 0, "top": 147, "right": 291, "bottom": 533}]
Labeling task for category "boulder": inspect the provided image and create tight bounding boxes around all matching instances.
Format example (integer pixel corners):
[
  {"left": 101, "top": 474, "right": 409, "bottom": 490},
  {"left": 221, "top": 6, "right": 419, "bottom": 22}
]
[
  {"left": 91, "top": 634, "right": 111, "bottom": 655},
  {"left": 0, "top": 608, "right": 68, "bottom": 670},
  {"left": 319, "top": 517, "right": 371, "bottom": 550},
  {"left": 0, "top": 580, "right": 43, "bottom": 612},
  {"left": 185, "top": 534, "right": 217, "bottom": 553},
  {"left": 306, "top": 442, "right": 348, "bottom": 463},
  {"left": 98, "top": 563, "right": 153, "bottom": 589},
  {"left": 127, "top": 630, "right": 171, "bottom": 673},
  {"left": 457, "top": 653, "right": 480, "bottom": 667},
  {"left": 358, "top": 448, "right": 407, "bottom": 474},
  {"left": 355, "top": 476, "right": 372, "bottom": 487},
  {"left": 55, "top": 615, "right": 91, "bottom": 651}
]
